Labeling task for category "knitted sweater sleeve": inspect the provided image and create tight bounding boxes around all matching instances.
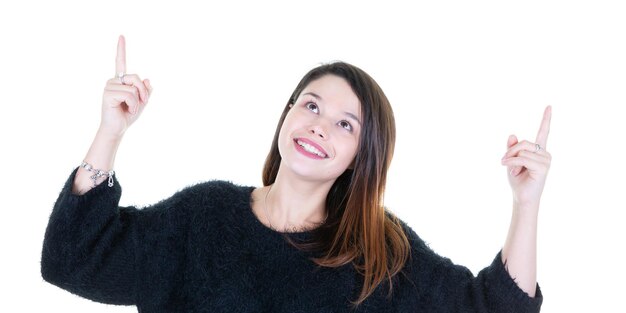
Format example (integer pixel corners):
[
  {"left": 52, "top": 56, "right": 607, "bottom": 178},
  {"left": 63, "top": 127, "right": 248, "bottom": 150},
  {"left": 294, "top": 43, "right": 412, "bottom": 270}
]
[
  {"left": 40, "top": 167, "right": 191, "bottom": 306},
  {"left": 401, "top": 222, "right": 543, "bottom": 312}
]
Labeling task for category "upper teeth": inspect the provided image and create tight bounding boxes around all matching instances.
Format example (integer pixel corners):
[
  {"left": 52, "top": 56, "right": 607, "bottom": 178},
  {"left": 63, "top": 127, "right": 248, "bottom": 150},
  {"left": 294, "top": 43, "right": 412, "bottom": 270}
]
[{"left": 297, "top": 140, "right": 327, "bottom": 158}]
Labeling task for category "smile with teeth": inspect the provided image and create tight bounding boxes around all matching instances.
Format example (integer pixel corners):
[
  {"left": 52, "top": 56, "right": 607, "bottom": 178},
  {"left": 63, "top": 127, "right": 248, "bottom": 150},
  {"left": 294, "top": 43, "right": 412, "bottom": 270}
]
[{"left": 296, "top": 140, "right": 327, "bottom": 158}]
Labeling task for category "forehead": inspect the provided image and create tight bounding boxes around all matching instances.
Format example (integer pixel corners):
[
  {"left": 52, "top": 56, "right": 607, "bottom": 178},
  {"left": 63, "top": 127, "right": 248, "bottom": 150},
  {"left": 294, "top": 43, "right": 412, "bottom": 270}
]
[{"left": 300, "top": 75, "right": 361, "bottom": 116}]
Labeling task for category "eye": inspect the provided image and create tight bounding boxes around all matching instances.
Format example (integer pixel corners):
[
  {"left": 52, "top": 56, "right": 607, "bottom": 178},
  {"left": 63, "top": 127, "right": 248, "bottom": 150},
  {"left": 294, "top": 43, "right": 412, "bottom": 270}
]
[
  {"left": 305, "top": 102, "right": 319, "bottom": 114},
  {"left": 338, "top": 120, "right": 353, "bottom": 132}
]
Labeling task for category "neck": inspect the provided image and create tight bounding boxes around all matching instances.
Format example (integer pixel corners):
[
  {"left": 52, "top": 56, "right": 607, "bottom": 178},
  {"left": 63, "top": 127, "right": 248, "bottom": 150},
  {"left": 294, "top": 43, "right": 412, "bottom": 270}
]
[{"left": 265, "top": 162, "right": 334, "bottom": 231}]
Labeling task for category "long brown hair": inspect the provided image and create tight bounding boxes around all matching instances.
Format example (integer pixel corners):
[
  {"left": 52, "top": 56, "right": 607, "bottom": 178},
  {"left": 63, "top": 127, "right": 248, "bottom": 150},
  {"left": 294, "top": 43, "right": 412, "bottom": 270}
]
[{"left": 262, "top": 62, "right": 410, "bottom": 307}]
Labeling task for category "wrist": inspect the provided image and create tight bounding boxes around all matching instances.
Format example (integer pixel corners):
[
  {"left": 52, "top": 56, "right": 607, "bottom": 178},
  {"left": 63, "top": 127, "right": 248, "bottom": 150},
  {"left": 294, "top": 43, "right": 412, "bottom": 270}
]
[
  {"left": 80, "top": 161, "right": 115, "bottom": 188},
  {"left": 513, "top": 202, "right": 540, "bottom": 217},
  {"left": 96, "top": 126, "right": 125, "bottom": 142}
]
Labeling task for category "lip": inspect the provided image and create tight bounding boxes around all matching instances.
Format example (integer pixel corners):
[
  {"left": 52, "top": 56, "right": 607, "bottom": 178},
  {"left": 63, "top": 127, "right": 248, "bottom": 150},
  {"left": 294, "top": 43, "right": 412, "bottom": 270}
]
[{"left": 293, "top": 138, "right": 329, "bottom": 158}]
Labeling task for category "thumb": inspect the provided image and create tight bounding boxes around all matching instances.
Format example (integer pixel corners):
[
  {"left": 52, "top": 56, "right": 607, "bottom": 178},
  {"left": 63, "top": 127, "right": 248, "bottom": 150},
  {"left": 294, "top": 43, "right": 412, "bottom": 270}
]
[
  {"left": 144, "top": 79, "right": 153, "bottom": 96},
  {"left": 507, "top": 134, "right": 518, "bottom": 149},
  {"left": 506, "top": 134, "right": 521, "bottom": 176}
]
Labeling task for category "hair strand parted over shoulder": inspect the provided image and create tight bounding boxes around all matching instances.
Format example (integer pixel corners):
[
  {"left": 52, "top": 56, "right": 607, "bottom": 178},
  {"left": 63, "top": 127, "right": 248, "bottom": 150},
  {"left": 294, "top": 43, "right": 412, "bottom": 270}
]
[{"left": 262, "top": 61, "right": 411, "bottom": 308}]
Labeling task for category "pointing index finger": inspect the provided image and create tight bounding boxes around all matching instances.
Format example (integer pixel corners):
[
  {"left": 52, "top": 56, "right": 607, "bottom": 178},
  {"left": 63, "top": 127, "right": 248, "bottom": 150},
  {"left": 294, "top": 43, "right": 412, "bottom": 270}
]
[
  {"left": 116, "top": 35, "right": 126, "bottom": 75},
  {"left": 535, "top": 105, "right": 552, "bottom": 149}
]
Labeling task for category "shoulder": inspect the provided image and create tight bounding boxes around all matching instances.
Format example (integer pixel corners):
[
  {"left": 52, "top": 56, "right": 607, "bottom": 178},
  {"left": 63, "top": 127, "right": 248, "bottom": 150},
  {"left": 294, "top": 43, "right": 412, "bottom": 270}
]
[
  {"left": 384, "top": 210, "right": 453, "bottom": 266},
  {"left": 169, "top": 179, "right": 254, "bottom": 209},
  {"left": 176, "top": 179, "right": 251, "bottom": 199},
  {"left": 129, "top": 180, "right": 255, "bottom": 239},
  {"left": 135, "top": 179, "right": 254, "bottom": 217},
  {"left": 388, "top": 212, "right": 479, "bottom": 289},
  {"left": 384, "top": 210, "right": 426, "bottom": 249}
]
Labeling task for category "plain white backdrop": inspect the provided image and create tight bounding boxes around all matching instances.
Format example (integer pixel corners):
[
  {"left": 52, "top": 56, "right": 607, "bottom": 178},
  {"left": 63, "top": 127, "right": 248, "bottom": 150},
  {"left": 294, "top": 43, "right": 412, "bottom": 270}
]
[{"left": 1, "top": 0, "right": 624, "bottom": 312}]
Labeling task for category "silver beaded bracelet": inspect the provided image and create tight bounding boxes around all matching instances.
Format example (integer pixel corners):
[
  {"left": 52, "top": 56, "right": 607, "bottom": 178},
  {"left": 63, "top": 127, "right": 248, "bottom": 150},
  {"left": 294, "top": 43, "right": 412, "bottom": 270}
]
[{"left": 80, "top": 161, "right": 115, "bottom": 187}]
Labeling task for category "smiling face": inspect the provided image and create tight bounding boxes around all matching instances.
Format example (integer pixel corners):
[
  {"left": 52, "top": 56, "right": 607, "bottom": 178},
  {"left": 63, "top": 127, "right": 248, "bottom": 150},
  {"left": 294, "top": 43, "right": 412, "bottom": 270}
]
[{"left": 277, "top": 74, "right": 362, "bottom": 183}]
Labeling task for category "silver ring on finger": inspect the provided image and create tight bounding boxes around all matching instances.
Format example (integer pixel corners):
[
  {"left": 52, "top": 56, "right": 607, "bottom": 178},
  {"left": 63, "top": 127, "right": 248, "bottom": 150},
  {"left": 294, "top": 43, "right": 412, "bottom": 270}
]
[
  {"left": 534, "top": 143, "right": 542, "bottom": 153},
  {"left": 116, "top": 72, "right": 126, "bottom": 85}
]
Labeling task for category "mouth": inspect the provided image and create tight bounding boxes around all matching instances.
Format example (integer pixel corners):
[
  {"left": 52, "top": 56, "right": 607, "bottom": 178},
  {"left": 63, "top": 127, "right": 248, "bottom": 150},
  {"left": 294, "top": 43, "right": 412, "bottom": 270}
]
[{"left": 294, "top": 138, "right": 329, "bottom": 159}]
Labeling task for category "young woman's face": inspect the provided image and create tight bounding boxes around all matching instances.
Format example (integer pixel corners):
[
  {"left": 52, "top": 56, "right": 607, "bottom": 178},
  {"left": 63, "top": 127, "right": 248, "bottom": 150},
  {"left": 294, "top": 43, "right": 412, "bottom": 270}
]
[{"left": 278, "top": 74, "right": 362, "bottom": 183}]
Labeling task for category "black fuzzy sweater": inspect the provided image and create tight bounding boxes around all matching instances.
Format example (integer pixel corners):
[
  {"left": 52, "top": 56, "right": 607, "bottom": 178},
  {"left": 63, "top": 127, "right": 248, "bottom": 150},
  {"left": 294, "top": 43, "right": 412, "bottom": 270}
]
[{"left": 41, "top": 168, "right": 543, "bottom": 312}]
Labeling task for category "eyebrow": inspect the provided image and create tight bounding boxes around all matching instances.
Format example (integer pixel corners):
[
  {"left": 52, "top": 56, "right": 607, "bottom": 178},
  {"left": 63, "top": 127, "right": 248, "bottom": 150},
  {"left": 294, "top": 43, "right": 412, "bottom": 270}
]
[{"left": 302, "top": 92, "right": 362, "bottom": 127}]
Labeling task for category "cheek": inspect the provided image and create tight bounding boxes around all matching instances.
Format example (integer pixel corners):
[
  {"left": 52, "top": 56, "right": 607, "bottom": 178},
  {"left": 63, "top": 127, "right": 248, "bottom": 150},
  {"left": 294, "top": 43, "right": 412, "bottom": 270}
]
[
  {"left": 280, "top": 111, "right": 300, "bottom": 132},
  {"left": 279, "top": 110, "right": 312, "bottom": 138},
  {"left": 277, "top": 115, "right": 298, "bottom": 152},
  {"left": 338, "top": 137, "right": 360, "bottom": 162}
]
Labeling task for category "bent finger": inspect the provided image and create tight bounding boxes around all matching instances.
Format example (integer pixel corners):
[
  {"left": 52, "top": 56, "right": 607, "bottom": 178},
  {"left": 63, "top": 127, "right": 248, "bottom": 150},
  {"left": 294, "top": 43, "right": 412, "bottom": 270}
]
[
  {"left": 117, "top": 74, "right": 148, "bottom": 103},
  {"left": 105, "top": 84, "right": 140, "bottom": 100},
  {"left": 501, "top": 155, "right": 548, "bottom": 173},
  {"left": 107, "top": 90, "right": 140, "bottom": 114},
  {"left": 502, "top": 140, "right": 547, "bottom": 160}
]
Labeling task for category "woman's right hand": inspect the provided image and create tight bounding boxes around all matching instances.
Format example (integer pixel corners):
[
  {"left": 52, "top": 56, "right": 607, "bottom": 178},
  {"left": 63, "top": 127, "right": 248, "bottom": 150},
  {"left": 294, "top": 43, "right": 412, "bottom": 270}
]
[{"left": 99, "top": 35, "right": 153, "bottom": 137}]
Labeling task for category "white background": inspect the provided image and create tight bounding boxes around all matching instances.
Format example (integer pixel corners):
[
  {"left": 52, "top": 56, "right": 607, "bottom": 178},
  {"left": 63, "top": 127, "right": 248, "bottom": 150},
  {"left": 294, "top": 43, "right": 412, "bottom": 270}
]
[{"left": 1, "top": 0, "right": 624, "bottom": 312}]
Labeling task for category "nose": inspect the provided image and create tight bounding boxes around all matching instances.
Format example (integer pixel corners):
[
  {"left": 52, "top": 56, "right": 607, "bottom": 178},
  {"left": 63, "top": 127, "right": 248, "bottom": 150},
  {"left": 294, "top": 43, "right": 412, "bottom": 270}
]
[{"left": 309, "top": 123, "right": 328, "bottom": 140}]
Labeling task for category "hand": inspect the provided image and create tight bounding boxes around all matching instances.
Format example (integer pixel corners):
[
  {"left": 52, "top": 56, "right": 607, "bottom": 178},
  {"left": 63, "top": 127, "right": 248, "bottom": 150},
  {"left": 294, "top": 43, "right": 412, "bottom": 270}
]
[
  {"left": 99, "top": 35, "right": 153, "bottom": 137},
  {"left": 500, "top": 106, "right": 552, "bottom": 210}
]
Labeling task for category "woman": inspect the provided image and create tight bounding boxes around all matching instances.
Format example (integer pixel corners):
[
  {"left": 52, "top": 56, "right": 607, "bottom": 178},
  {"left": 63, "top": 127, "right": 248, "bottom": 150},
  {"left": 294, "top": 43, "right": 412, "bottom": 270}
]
[{"left": 41, "top": 35, "right": 551, "bottom": 312}]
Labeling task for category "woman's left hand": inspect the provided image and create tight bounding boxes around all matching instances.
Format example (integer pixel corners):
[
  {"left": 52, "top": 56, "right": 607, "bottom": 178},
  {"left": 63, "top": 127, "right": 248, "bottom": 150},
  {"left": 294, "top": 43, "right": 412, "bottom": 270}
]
[{"left": 500, "top": 106, "right": 552, "bottom": 210}]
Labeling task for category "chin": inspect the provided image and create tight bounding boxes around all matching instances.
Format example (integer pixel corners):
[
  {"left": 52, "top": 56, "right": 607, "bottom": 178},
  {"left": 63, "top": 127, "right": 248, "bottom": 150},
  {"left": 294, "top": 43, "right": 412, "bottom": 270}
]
[{"left": 279, "top": 158, "right": 345, "bottom": 183}]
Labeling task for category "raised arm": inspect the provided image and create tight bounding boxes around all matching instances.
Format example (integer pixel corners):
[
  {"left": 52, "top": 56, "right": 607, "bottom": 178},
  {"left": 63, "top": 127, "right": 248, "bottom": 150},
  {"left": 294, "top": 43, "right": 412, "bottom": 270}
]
[
  {"left": 500, "top": 105, "right": 552, "bottom": 297},
  {"left": 73, "top": 35, "right": 152, "bottom": 195},
  {"left": 42, "top": 35, "right": 158, "bottom": 305}
]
